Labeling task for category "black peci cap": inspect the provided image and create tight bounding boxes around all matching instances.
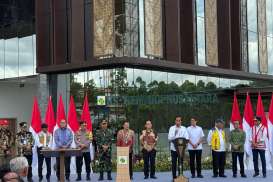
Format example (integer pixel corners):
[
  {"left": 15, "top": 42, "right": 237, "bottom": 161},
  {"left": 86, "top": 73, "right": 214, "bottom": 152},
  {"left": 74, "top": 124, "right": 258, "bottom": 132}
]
[
  {"left": 41, "top": 123, "right": 48, "bottom": 128},
  {"left": 19, "top": 122, "right": 27, "bottom": 127}
]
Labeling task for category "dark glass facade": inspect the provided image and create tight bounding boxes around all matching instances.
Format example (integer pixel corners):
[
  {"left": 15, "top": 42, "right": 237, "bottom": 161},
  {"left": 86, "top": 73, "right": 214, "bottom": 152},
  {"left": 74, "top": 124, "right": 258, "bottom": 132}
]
[{"left": 0, "top": 0, "right": 36, "bottom": 79}]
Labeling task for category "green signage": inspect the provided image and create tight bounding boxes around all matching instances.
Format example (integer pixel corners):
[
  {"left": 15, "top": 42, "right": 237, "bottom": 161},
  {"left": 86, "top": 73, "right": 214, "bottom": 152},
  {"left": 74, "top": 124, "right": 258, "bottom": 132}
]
[{"left": 97, "top": 94, "right": 218, "bottom": 105}]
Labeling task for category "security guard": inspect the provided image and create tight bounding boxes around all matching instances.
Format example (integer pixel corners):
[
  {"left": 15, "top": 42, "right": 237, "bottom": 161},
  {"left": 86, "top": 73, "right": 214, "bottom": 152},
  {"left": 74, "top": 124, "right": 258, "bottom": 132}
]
[
  {"left": 96, "top": 119, "right": 113, "bottom": 181},
  {"left": 16, "top": 122, "right": 34, "bottom": 182},
  {"left": 75, "top": 121, "right": 93, "bottom": 181},
  {"left": 0, "top": 120, "right": 14, "bottom": 166}
]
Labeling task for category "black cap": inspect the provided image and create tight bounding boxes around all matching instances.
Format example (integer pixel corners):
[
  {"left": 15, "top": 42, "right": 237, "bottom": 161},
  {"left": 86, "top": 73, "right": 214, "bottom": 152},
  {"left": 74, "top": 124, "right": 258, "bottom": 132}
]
[
  {"left": 79, "top": 120, "right": 86, "bottom": 125},
  {"left": 254, "top": 116, "right": 261, "bottom": 121},
  {"left": 19, "top": 122, "right": 27, "bottom": 127},
  {"left": 215, "top": 118, "right": 224, "bottom": 124},
  {"left": 41, "top": 123, "right": 48, "bottom": 129}
]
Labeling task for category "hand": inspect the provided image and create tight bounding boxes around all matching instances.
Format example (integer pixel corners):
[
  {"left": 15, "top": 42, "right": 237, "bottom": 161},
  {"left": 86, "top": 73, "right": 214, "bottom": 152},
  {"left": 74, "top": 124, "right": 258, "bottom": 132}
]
[
  {"left": 1, "top": 145, "right": 7, "bottom": 150},
  {"left": 80, "top": 144, "right": 86, "bottom": 149},
  {"left": 102, "top": 145, "right": 109, "bottom": 152},
  {"left": 5, "top": 150, "right": 11, "bottom": 155},
  {"left": 193, "top": 144, "right": 198, "bottom": 149},
  {"left": 26, "top": 145, "right": 32, "bottom": 150}
]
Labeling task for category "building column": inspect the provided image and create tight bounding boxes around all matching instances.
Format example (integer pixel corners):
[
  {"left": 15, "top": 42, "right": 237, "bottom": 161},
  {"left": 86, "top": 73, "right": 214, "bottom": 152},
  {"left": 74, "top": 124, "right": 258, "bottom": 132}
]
[
  {"left": 37, "top": 74, "right": 50, "bottom": 119},
  {"left": 57, "top": 74, "right": 70, "bottom": 114},
  {"left": 205, "top": 0, "right": 219, "bottom": 66},
  {"left": 257, "top": 0, "right": 268, "bottom": 74}
]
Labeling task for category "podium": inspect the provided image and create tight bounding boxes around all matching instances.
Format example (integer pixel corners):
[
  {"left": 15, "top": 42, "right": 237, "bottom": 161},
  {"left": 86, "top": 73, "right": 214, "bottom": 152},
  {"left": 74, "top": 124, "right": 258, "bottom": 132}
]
[
  {"left": 173, "top": 138, "right": 189, "bottom": 182},
  {"left": 116, "top": 147, "right": 130, "bottom": 182},
  {"left": 41, "top": 148, "right": 82, "bottom": 182}
]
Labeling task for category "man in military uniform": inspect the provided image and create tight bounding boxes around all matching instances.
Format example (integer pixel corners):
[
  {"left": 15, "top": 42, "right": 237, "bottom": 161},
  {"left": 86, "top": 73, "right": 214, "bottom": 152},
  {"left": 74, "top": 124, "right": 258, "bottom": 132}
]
[
  {"left": 96, "top": 119, "right": 113, "bottom": 181},
  {"left": 0, "top": 120, "right": 14, "bottom": 166},
  {"left": 16, "top": 122, "right": 34, "bottom": 182},
  {"left": 75, "top": 121, "right": 93, "bottom": 181}
]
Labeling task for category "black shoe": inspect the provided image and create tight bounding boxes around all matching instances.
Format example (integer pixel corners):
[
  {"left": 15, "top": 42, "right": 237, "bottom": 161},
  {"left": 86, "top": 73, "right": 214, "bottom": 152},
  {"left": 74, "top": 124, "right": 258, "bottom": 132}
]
[
  {"left": 150, "top": 176, "right": 157, "bottom": 179},
  {"left": 76, "top": 174, "right": 81, "bottom": 181},
  {"left": 65, "top": 177, "right": 70, "bottom": 181},
  {"left": 39, "top": 177, "right": 43, "bottom": 182},
  {"left": 241, "top": 174, "right": 247, "bottom": 178},
  {"left": 219, "top": 175, "right": 227, "bottom": 178},
  {"left": 212, "top": 175, "right": 218, "bottom": 178},
  {"left": 253, "top": 173, "right": 259, "bottom": 177},
  {"left": 86, "top": 173, "right": 91, "bottom": 181},
  {"left": 263, "top": 174, "right": 266, "bottom": 178},
  {"left": 197, "top": 175, "right": 203, "bottom": 178},
  {"left": 27, "top": 178, "right": 33, "bottom": 182},
  {"left": 46, "top": 179, "right": 50, "bottom": 182},
  {"left": 144, "top": 176, "right": 149, "bottom": 179},
  {"left": 191, "top": 175, "right": 196, "bottom": 178},
  {"left": 233, "top": 174, "right": 237, "bottom": 178},
  {"left": 98, "top": 172, "right": 104, "bottom": 181},
  {"left": 107, "top": 172, "right": 112, "bottom": 180}
]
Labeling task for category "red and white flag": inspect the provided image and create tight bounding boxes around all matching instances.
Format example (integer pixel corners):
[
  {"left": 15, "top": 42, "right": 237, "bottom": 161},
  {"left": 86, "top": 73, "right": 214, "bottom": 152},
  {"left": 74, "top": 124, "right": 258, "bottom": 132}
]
[
  {"left": 68, "top": 96, "right": 79, "bottom": 149},
  {"left": 68, "top": 96, "right": 79, "bottom": 133},
  {"left": 81, "top": 94, "right": 95, "bottom": 161},
  {"left": 243, "top": 93, "right": 254, "bottom": 156},
  {"left": 29, "top": 97, "right": 42, "bottom": 168},
  {"left": 45, "top": 96, "right": 55, "bottom": 134},
  {"left": 268, "top": 93, "right": 273, "bottom": 154},
  {"left": 230, "top": 93, "right": 242, "bottom": 131},
  {"left": 30, "top": 97, "right": 42, "bottom": 135},
  {"left": 81, "top": 94, "right": 93, "bottom": 131}
]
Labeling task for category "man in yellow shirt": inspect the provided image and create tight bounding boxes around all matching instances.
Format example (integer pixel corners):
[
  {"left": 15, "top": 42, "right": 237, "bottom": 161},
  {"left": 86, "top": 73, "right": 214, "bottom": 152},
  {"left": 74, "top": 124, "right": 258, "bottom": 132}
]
[{"left": 207, "top": 119, "right": 227, "bottom": 178}]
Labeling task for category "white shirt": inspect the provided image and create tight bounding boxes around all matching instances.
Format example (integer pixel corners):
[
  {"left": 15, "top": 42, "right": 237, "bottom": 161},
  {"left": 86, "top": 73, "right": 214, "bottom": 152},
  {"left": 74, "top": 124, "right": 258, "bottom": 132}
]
[
  {"left": 168, "top": 125, "right": 189, "bottom": 151},
  {"left": 207, "top": 127, "right": 226, "bottom": 152},
  {"left": 187, "top": 125, "right": 204, "bottom": 150},
  {"left": 37, "top": 131, "right": 52, "bottom": 148}
]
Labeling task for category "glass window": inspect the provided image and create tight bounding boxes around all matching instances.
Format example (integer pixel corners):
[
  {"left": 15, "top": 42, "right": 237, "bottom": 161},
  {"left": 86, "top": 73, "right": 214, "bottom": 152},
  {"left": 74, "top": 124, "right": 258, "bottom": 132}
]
[
  {"left": 247, "top": 0, "right": 259, "bottom": 73},
  {"left": 139, "top": 0, "right": 145, "bottom": 57},
  {"left": 196, "top": 0, "right": 206, "bottom": 66},
  {"left": 4, "top": 38, "right": 19, "bottom": 78},
  {"left": 19, "top": 35, "right": 34, "bottom": 77},
  {"left": 0, "top": 39, "right": 4, "bottom": 79},
  {"left": 248, "top": 31, "right": 259, "bottom": 73},
  {"left": 267, "top": 37, "right": 273, "bottom": 74}
]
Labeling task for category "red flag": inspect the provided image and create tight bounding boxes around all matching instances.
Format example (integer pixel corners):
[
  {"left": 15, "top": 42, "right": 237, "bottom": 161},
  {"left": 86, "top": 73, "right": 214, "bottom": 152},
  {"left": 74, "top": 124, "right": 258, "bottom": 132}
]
[
  {"left": 231, "top": 93, "right": 242, "bottom": 128},
  {"left": 243, "top": 93, "right": 254, "bottom": 127},
  {"left": 56, "top": 95, "right": 66, "bottom": 127},
  {"left": 269, "top": 93, "right": 273, "bottom": 124},
  {"left": 81, "top": 95, "right": 93, "bottom": 131},
  {"left": 30, "top": 97, "right": 42, "bottom": 133},
  {"left": 256, "top": 93, "right": 268, "bottom": 128},
  {"left": 45, "top": 96, "right": 55, "bottom": 133},
  {"left": 68, "top": 96, "right": 79, "bottom": 132}
]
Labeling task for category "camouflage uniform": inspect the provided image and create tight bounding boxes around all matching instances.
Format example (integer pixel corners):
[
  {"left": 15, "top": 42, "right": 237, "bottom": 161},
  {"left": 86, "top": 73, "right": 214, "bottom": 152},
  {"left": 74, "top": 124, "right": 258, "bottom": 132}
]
[
  {"left": 16, "top": 124, "right": 34, "bottom": 181},
  {"left": 96, "top": 128, "right": 113, "bottom": 173},
  {"left": 0, "top": 127, "right": 13, "bottom": 166}
]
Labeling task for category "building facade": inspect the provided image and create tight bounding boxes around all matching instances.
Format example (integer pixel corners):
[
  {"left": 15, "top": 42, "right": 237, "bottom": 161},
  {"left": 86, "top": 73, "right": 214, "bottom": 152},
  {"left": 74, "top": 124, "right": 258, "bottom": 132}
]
[{"left": 1, "top": 0, "right": 273, "bottom": 152}]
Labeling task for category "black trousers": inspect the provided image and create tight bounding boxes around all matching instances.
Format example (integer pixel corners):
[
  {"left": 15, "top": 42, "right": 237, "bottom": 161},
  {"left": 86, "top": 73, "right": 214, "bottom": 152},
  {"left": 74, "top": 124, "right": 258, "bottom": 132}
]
[
  {"left": 37, "top": 147, "right": 51, "bottom": 179},
  {"left": 56, "top": 157, "right": 71, "bottom": 179},
  {"left": 232, "top": 152, "right": 245, "bottom": 175},
  {"left": 188, "top": 150, "right": 202, "bottom": 176},
  {"left": 143, "top": 149, "right": 156, "bottom": 177},
  {"left": 129, "top": 152, "right": 133, "bottom": 178},
  {"left": 212, "top": 150, "right": 226, "bottom": 176},
  {"left": 24, "top": 154, "right": 32, "bottom": 179},
  {"left": 76, "top": 152, "right": 91, "bottom": 174},
  {"left": 171, "top": 150, "right": 182, "bottom": 179},
  {"left": 252, "top": 149, "right": 266, "bottom": 175}
]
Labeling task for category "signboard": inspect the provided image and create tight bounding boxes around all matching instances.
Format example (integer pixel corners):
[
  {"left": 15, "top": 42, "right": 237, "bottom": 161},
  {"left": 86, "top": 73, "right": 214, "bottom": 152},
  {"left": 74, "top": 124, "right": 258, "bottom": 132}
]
[
  {"left": 97, "top": 96, "right": 106, "bottom": 106},
  {"left": 97, "top": 94, "right": 218, "bottom": 106},
  {"left": 116, "top": 147, "right": 130, "bottom": 182}
]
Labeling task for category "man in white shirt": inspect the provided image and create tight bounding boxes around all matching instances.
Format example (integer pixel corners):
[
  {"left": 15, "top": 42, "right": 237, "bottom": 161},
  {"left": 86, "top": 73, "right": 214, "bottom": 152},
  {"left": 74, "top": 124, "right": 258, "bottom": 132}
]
[
  {"left": 207, "top": 119, "right": 227, "bottom": 178},
  {"left": 187, "top": 118, "right": 204, "bottom": 178},
  {"left": 37, "top": 123, "right": 52, "bottom": 182},
  {"left": 251, "top": 116, "right": 267, "bottom": 178},
  {"left": 168, "top": 116, "right": 189, "bottom": 180}
]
